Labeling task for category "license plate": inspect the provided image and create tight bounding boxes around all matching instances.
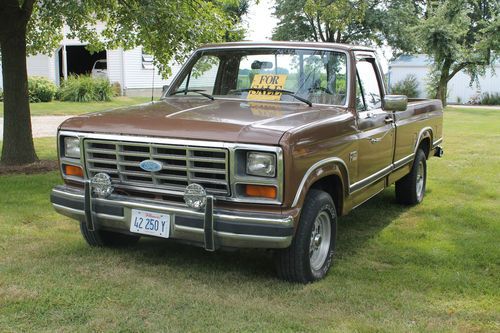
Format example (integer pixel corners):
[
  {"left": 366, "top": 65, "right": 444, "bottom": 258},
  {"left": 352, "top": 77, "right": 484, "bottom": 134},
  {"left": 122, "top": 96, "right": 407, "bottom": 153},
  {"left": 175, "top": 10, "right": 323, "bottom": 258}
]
[{"left": 130, "top": 209, "right": 170, "bottom": 238}]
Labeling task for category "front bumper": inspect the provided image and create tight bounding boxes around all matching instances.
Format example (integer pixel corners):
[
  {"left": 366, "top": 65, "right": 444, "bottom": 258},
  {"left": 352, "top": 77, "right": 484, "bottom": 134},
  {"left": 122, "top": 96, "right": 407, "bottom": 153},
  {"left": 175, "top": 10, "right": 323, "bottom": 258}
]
[{"left": 50, "top": 185, "right": 294, "bottom": 250}]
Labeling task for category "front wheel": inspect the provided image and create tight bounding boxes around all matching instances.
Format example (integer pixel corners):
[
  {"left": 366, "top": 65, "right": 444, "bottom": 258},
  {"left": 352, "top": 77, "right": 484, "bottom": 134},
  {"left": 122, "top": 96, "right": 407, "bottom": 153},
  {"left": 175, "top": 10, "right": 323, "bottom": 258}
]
[{"left": 274, "top": 190, "right": 337, "bottom": 283}]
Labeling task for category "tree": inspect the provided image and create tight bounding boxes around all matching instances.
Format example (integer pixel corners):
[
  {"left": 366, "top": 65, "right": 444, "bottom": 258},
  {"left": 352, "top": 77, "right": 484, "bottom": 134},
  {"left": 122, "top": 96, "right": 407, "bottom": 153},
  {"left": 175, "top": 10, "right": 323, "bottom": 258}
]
[
  {"left": 222, "top": 0, "right": 251, "bottom": 41},
  {"left": 272, "top": 0, "right": 384, "bottom": 44},
  {"left": 0, "top": 0, "right": 242, "bottom": 166},
  {"left": 384, "top": 0, "right": 499, "bottom": 105}
]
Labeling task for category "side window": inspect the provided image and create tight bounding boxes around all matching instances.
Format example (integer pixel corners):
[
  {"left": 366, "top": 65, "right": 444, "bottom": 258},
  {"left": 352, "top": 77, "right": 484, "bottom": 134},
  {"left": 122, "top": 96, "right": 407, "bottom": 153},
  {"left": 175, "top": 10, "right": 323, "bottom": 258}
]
[
  {"left": 356, "top": 59, "right": 382, "bottom": 111},
  {"left": 355, "top": 74, "right": 365, "bottom": 111},
  {"left": 178, "top": 55, "right": 220, "bottom": 95}
]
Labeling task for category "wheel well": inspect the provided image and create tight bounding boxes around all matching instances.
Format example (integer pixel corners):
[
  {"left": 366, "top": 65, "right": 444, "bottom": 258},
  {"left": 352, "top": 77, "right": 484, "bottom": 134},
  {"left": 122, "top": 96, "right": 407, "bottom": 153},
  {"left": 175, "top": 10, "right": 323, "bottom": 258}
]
[
  {"left": 418, "top": 137, "right": 431, "bottom": 159},
  {"left": 310, "top": 175, "right": 343, "bottom": 215}
]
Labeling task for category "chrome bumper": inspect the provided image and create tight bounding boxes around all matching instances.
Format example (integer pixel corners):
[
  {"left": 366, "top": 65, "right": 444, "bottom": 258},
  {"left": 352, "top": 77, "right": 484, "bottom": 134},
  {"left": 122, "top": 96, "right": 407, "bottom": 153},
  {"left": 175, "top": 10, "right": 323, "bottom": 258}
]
[{"left": 50, "top": 185, "right": 294, "bottom": 250}]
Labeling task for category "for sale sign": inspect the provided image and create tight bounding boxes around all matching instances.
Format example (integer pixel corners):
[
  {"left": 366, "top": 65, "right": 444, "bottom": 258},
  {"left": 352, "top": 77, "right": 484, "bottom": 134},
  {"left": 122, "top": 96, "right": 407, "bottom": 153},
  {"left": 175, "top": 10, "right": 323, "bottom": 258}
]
[{"left": 248, "top": 74, "right": 288, "bottom": 101}]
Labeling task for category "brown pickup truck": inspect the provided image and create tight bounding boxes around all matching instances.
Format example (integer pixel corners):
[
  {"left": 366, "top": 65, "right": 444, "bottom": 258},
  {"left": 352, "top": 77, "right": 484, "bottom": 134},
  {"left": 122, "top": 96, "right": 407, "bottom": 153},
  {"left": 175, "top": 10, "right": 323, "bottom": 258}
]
[{"left": 51, "top": 42, "right": 443, "bottom": 283}]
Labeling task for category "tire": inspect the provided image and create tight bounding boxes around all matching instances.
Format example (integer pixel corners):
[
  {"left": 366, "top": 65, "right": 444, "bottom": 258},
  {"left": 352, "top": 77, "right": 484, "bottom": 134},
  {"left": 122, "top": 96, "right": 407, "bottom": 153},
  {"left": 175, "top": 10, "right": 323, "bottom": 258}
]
[
  {"left": 79, "top": 221, "right": 140, "bottom": 247},
  {"left": 274, "top": 190, "right": 337, "bottom": 283},
  {"left": 395, "top": 149, "right": 427, "bottom": 205}
]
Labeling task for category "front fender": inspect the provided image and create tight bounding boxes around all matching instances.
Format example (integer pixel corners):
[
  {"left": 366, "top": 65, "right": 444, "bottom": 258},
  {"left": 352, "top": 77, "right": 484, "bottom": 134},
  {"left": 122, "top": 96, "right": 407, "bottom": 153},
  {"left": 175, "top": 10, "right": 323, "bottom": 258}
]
[{"left": 291, "top": 158, "right": 349, "bottom": 209}]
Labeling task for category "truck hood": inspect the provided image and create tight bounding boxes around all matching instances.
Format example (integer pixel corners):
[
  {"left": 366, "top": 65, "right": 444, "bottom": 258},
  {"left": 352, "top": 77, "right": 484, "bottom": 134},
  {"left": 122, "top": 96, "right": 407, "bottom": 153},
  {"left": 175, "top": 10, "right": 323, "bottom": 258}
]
[{"left": 59, "top": 98, "right": 348, "bottom": 145}]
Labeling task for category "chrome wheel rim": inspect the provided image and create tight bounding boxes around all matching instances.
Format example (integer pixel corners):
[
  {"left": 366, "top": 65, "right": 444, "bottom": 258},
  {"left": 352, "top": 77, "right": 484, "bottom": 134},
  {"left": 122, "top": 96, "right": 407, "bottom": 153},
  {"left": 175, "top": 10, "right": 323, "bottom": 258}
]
[
  {"left": 309, "top": 211, "right": 331, "bottom": 271},
  {"left": 416, "top": 160, "right": 425, "bottom": 198}
]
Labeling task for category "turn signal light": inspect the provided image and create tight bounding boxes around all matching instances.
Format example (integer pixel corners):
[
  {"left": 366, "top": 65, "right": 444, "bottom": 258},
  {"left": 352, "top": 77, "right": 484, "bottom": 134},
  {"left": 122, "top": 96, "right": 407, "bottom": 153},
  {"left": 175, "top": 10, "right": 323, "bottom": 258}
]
[
  {"left": 245, "top": 184, "right": 277, "bottom": 199},
  {"left": 64, "top": 165, "right": 83, "bottom": 178}
]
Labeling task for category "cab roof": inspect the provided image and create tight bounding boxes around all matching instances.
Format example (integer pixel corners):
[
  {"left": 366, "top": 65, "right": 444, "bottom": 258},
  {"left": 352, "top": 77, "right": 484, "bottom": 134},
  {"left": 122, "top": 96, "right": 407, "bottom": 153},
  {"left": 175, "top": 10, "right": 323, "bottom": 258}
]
[{"left": 199, "top": 41, "right": 375, "bottom": 52}]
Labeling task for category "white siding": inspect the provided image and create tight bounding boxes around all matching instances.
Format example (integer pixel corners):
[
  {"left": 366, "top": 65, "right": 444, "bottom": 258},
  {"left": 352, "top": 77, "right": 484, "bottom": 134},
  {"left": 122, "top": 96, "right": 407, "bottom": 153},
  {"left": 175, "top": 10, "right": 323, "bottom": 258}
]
[
  {"left": 27, "top": 54, "right": 52, "bottom": 78},
  {"left": 447, "top": 68, "right": 499, "bottom": 103},
  {"left": 122, "top": 47, "right": 182, "bottom": 90},
  {"left": 1, "top": 54, "right": 56, "bottom": 89},
  {"left": 107, "top": 49, "right": 124, "bottom": 91},
  {"left": 389, "top": 58, "right": 500, "bottom": 103},
  {"left": 61, "top": 22, "right": 107, "bottom": 46},
  {"left": 388, "top": 66, "right": 428, "bottom": 98}
]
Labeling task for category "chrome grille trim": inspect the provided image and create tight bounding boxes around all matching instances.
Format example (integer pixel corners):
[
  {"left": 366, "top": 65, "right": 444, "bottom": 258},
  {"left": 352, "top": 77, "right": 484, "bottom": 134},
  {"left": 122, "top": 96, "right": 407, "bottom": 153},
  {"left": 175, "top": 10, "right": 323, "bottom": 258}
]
[{"left": 84, "top": 139, "right": 230, "bottom": 196}]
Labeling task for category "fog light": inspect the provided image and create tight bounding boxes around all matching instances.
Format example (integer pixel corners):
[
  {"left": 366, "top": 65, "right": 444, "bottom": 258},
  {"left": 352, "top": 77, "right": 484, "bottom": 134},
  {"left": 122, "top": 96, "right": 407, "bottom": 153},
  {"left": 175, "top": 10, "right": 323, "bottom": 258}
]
[
  {"left": 184, "top": 183, "right": 207, "bottom": 209},
  {"left": 90, "top": 173, "right": 113, "bottom": 198}
]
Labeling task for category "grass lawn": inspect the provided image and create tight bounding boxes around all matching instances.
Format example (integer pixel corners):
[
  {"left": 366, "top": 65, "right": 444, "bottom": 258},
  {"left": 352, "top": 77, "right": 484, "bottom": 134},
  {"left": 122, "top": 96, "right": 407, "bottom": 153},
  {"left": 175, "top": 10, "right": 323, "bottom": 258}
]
[
  {"left": 0, "top": 107, "right": 498, "bottom": 332},
  {"left": 0, "top": 96, "right": 150, "bottom": 117}
]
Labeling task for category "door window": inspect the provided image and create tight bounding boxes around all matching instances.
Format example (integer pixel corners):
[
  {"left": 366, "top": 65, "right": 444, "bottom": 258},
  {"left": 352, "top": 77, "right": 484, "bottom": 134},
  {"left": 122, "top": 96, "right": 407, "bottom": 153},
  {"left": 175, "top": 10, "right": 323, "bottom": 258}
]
[
  {"left": 356, "top": 59, "right": 382, "bottom": 111},
  {"left": 178, "top": 55, "right": 221, "bottom": 95}
]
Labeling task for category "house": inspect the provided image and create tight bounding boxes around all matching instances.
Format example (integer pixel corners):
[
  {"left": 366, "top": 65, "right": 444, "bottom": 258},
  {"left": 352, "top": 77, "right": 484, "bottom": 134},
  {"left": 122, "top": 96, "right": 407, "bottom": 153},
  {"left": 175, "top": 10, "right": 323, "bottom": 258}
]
[
  {"left": 0, "top": 24, "right": 183, "bottom": 96},
  {"left": 388, "top": 55, "right": 500, "bottom": 103}
]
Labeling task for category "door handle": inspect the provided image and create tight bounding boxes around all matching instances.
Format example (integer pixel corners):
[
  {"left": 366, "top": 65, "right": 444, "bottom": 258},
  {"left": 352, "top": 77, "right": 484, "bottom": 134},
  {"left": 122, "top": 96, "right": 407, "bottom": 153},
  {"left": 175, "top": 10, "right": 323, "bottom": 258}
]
[
  {"left": 368, "top": 127, "right": 393, "bottom": 144},
  {"left": 384, "top": 116, "right": 394, "bottom": 124}
]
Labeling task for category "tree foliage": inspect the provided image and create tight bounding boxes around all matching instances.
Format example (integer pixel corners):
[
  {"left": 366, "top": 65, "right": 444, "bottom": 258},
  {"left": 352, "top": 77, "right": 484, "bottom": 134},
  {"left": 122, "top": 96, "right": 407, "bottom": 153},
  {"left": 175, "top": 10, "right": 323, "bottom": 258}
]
[
  {"left": 272, "top": 0, "right": 383, "bottom": 44},
  {"left": 390, "top": 74, "right": 420, "bottom": 97},
  {"left": 0, "top": 0, "right": 246, "bottom": 165},
  {"left": 384, "top": 0, "right": 499, "bottom": 105},
  {"left": 25, "top": 0, "right": 243, "bottom": 76},
  {"left": 222, "top": 0, "right": 251, "bottom": 41}
]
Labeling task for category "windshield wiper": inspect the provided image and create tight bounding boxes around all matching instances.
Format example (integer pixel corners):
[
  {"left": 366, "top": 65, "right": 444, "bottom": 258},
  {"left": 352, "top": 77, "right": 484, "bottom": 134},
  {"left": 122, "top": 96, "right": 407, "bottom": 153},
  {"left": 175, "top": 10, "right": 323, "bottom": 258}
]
[
  {"left": 170, "top": 89, "right": 214, "bottom": 101},
  {"left": 232, "top": 88, "right": 312, "bottom": 107}
]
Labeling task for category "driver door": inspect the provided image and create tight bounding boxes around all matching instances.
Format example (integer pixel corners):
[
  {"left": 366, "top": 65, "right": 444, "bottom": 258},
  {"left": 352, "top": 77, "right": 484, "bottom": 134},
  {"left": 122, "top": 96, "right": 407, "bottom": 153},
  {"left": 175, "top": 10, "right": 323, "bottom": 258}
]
[{"left": 354, "top": 56, "right": 395, "bottom": 190}]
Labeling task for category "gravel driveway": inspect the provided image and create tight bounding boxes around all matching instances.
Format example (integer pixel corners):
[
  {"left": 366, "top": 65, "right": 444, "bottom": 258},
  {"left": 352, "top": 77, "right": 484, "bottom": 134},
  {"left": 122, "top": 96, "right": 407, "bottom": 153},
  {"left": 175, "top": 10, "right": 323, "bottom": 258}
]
[{"left": 0, "top": 116, "right": 71, "bottom": 140}]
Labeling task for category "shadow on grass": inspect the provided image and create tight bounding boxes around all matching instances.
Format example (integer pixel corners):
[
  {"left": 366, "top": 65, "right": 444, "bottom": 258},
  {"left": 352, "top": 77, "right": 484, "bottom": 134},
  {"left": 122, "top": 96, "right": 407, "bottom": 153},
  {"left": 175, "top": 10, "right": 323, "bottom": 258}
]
[
  {"left": 103, "top": 187, "right": 411, "bottom": 282},
  {"left": 336, "top": 188, "right": 409, "bottom": 258}
]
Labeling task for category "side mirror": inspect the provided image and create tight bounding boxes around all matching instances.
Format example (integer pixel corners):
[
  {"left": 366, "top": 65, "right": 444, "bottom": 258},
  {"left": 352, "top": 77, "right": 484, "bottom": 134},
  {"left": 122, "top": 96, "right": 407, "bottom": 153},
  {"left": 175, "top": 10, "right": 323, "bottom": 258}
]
[
  {"left": 383, "top": 95, "right": 407, "bottom": 112},
  {"left": 162, "top": 85, "right": 170, "bottom": 93}
]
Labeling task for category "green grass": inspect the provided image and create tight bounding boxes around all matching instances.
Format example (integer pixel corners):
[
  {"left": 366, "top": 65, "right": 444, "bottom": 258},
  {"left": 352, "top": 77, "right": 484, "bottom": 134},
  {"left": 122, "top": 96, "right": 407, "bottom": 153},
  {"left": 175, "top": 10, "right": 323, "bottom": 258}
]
[
  {"left": 0, "top": 96, "right": 150, "bottom": 117},
  {"left": 0, "top": 108, "right": 498, "bottom": 332}
]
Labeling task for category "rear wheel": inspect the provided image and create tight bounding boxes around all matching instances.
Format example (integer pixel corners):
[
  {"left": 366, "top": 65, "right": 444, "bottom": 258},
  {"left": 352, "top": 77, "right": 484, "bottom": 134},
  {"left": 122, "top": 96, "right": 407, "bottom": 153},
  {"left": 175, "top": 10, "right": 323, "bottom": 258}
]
[
  {"left": 395, "top": 149, "right": 427, "bottom": 205},
  {"left": 274, "top": 190, "right": 337, "bottom": 283},
  {"left": 80, "top": 221, "right": 140, "bottom": 247}
]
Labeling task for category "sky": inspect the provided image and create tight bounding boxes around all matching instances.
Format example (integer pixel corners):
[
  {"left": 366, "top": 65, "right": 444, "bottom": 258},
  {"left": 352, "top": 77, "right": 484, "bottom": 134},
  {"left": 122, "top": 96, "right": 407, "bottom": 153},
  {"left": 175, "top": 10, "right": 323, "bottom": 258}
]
[
  {"left": 242, "top": 0, "right": 391, "bottom": 72},
  {"left": 243, "top": 0, "right": 278, "bottom": 41}
]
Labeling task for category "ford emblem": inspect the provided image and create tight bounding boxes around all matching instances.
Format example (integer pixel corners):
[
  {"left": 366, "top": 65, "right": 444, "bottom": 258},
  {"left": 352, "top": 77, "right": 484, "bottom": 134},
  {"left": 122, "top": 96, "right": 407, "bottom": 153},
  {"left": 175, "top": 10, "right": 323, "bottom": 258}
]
[{"left": 139, "top": 160, "right": 163, "bottom": 172}]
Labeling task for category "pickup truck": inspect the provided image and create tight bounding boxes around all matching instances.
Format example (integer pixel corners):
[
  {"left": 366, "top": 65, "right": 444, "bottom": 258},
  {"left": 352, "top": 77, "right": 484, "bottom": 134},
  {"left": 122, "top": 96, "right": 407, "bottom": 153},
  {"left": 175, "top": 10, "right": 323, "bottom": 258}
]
[{"left": 51, "top": 42, "right": 444, "bottom": 283}]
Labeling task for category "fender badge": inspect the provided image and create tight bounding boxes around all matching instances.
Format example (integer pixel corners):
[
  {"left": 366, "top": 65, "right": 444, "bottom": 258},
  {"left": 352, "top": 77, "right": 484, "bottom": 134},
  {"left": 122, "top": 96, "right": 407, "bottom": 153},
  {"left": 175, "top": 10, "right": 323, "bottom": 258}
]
[{"left": 349, "top": 151, "right": 358, "bottom": 162}]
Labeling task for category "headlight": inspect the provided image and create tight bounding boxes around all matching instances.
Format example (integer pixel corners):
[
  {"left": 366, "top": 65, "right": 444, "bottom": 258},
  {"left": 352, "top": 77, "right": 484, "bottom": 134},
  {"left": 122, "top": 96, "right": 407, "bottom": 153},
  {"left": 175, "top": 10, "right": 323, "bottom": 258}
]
[
  {"left": 246, "top": 152, "right": 276, "bottom": 177},
  {"left": 64, "top": 137, "right": 80, "bottom": 158}
]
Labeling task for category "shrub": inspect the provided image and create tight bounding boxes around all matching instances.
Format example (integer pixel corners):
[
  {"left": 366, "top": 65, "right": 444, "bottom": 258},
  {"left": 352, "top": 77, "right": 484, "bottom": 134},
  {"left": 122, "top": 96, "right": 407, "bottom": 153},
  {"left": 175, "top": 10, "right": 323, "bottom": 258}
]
[
  {"left": 28, "top": 76, "right": 57, "bottom": 102},
  {"left": 480, "top": 92, "right": 500, "bottom": 105},
  {"left": 58, "top": 75, "right": 113, "bottom": 102},
  {"left": 111, "top": 82, "right": 122, "bottom": 97},
  {"left": 390, "top": 74, "right": 420, "bottom": 97}
]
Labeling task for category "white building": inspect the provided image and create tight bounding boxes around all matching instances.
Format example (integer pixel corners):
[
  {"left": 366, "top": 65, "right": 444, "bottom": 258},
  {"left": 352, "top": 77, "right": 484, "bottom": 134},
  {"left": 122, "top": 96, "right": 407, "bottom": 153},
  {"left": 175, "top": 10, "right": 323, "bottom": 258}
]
[
  {"left": 0, "top": 24, "right": 182, "bottom": 96},
  {"left": 388, "top": 55, "right": 500, "bottom": 104}
]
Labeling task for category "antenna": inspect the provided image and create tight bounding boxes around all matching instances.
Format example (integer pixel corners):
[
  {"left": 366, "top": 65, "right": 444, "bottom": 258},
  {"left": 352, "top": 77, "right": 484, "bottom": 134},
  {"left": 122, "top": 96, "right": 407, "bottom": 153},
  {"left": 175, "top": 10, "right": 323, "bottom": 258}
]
[{"left": 151, "top": 55, "right": 155, "bottom": 103}]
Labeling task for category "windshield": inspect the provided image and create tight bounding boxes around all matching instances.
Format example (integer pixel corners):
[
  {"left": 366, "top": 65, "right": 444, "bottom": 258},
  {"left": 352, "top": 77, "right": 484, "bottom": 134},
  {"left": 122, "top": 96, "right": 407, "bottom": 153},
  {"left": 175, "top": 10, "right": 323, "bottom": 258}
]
[
  {"left": 94, "top": 60, "right": 107, "bottom": 70},
  {"left": 166, "top": 48, "right": 348, "bottom": 106}
]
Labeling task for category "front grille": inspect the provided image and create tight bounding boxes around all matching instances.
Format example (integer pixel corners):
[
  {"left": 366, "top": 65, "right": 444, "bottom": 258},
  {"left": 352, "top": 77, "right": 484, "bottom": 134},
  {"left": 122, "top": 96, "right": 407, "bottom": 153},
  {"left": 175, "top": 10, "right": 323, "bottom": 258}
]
[{"left": 84, "top": 139, "right": 230, "bottom": 196}]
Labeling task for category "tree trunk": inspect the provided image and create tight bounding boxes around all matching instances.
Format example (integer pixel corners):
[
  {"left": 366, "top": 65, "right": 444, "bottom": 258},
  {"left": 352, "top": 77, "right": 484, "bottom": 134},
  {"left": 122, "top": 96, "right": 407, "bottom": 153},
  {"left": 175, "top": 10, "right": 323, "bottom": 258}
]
[
  {"left": 0, "top": 22, "right": 38, "bottom": 165},
  {"left": 434, "top": 59, "right": 451, "bottom": 107},
  {"left": 435, "top": 81, "right": 448, "bottom": 106}
]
